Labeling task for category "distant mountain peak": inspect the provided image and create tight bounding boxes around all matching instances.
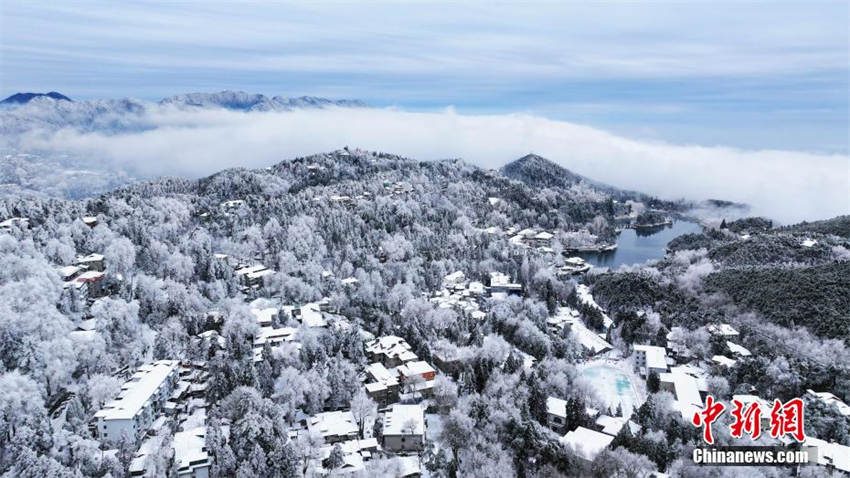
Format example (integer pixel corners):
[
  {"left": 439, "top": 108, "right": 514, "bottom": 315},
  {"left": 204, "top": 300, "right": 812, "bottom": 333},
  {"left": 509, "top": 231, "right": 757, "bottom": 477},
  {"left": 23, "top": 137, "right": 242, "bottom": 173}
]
[
  {"left": 1, "top": 91, "right": 72, "bottom": 105},
  {"left": 159, "top": 90, "right": 366, "bottom": 111},
  {"left": 500, "top": 153, "right": 585, "bottom": 188}
]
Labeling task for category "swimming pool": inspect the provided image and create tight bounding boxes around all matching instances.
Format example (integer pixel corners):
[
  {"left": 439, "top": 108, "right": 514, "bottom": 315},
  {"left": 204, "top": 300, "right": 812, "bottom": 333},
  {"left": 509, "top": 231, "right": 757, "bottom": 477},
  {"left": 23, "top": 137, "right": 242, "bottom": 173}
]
[{"left": 582, "top": 365, "right": 639, "bottom": 417}]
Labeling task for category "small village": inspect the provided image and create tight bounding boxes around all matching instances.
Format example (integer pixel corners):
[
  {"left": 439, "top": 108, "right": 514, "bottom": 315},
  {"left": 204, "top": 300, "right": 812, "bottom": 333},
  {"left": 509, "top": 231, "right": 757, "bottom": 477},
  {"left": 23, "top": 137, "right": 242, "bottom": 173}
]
[{"left": 23, "top": 208, "right": 845, "bottom": 477}]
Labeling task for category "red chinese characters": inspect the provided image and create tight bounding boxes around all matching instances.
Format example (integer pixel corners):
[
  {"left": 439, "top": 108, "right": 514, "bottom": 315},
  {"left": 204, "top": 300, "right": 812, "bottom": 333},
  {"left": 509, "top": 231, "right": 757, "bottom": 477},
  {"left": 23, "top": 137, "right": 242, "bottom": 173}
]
[
  {"left": 729, "top": 399, "right": 762, "bottom": 439},
  {"left": 769, "top": 398, "right": 806, "bottom": 442},
  {"left": 692, "top": 395, "right": 725, "bottom": 444}
]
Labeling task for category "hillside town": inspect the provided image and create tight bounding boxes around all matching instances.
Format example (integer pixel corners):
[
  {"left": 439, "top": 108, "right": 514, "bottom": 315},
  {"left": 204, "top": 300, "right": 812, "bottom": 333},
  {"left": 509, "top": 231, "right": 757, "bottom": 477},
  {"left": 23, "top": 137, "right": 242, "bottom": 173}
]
[{"left": 0, "top": 150, "right": 848, "bottom": 478}]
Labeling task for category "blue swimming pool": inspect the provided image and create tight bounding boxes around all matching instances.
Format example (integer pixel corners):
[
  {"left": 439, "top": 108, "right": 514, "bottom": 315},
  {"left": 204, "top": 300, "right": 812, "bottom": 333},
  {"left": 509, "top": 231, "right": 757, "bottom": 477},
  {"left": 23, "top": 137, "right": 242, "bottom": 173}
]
[{"left": 582, "top": 365, "right": 639, "bottom": 417}]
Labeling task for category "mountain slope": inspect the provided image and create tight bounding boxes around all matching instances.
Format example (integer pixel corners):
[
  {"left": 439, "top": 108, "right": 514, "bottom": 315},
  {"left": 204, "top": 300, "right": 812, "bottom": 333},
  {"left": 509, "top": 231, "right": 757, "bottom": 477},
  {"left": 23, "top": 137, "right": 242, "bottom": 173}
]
[{"left": 500, "top": 154, "right": 585, "bottom": 189}]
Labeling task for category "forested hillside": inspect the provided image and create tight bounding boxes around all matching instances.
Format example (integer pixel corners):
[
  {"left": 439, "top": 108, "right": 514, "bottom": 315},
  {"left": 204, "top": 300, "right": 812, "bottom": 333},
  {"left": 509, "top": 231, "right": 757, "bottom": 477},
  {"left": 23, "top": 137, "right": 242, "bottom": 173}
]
[{"left": 1, "top": 149, "right": 847, "bottom": 478}]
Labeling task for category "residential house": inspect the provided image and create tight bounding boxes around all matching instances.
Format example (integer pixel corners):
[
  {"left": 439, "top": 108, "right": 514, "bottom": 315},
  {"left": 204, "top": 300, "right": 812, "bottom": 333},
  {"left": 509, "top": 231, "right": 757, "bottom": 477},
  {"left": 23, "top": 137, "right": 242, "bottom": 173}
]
[
  {"left": 396, "top": 361, "right": 436, "bottom": 397},
  {"left": 707, "top": 323, "right": 739, "bottom": 337},
  {"left": 802, "top": 436, "right": 850, "bottom": 474},
  {"left": 365, "top": 336, "right": 418, "bottom": 367},
  {"left": 129, "top": 426, "right": 213, "bottom": 478},
  {"left": 488, "top": 272, "right": 522, "bottom": 297},
  {"left": 76, "top": 270, "right": 106, "bottom": 298},
  {"left": 364, "top": 362, "right": 400, "bottom": 406},
  {"left": 659, "top": 367, "right": 704, "bottom": 420},
  {"left": 77, "top": 253, "right": 106, "bottom": 272},
  {"left": 546, "top": 397, "right": 569, "bottom": 434},
  {"left": 560, "top": 426, "right": 614, "bottom": 464},
  {"left": 382, "top": 404, "right": 426, "bottom": 452},
  {"left": 308, "top": 411, "right": 359, "bottom": 444}
]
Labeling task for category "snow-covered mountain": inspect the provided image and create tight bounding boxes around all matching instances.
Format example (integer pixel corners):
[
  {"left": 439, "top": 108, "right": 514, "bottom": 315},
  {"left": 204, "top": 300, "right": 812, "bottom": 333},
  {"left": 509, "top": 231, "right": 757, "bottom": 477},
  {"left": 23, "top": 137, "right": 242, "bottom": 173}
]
[
  {"left": 159, "top": 91, "right": 366, "bottom": 111},
  {"left": 0, "top": 90, "right": 365, "bottom": 136},
  {"left": 0, "top": 91, "right": 72, "bottom": 104}
]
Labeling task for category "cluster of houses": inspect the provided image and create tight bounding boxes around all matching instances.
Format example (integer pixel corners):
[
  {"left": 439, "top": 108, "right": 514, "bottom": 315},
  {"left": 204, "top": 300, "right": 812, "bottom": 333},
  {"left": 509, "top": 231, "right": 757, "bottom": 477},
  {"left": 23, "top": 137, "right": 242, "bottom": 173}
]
[
  {"left": 280, "top": 334, "right": 432, "bottom": 476},
  {"left": 58, "top": 253, "right": 107, "bottom": 303},
  {"left": 546, "top": 396, "right": 641, "bottom": 465},
  {"left": 197, "top": 298, "right": 354, "bottom": 364},
  {"left": 430, "top": 271, "right": 487, "bottom": 319},
  {"left": 294, "top": 403, "right": 424, "bottom": 475},
  {"left": 507, "top": 227, "right": 555, "bottom": 251},
  {"left": 212, "top": 253, "right": 276, "bottom": 293},
  {"left": 91, "top": 360, "right": 213, "bottom": 478},
  {"left": 543, "top": 287, "right": 615, "bottom": 357},
  {"left": 429, "top": 270, "right": 523, "bottom": 319},
  {"left": 362, "top": 335, "right": 437, "bottom": 406},
  {"left": 547, "top": 307, "right": 612, "bottom": 356},
  {"left": 632, "top": 323, "right": 850, "bottom": 475}
]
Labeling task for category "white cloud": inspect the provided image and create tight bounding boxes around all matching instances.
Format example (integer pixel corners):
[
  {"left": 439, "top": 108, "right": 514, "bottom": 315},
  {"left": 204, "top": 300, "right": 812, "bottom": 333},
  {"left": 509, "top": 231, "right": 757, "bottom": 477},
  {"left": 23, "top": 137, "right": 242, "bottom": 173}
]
[{"left": 18, "top": 105, "right": 848, "bottom": 224}]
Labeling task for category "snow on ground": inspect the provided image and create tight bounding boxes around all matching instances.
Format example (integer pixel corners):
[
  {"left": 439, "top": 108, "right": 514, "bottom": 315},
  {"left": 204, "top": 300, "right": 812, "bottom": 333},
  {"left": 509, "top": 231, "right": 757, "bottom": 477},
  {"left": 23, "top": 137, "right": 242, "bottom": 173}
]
[
  {"left": 578, "top": 358, "right": 646, "bottom": 418},
  {"left": 576, "top": 284, "right": 613, "bottom": 329}
]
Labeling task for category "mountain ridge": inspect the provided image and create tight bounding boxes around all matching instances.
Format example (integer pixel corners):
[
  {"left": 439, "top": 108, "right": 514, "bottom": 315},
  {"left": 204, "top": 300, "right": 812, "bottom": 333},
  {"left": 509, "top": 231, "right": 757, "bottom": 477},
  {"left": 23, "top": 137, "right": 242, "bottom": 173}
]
[{"left": 0, "top": 90, "right": 366, "bottom": 136}]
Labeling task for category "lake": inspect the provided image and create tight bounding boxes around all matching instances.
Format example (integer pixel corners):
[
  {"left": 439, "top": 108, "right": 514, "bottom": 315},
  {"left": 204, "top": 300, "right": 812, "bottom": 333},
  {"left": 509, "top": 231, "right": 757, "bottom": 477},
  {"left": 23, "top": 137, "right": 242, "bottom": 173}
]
[{"left": 578, "top": 220, "right": 702, "bottom": 269}]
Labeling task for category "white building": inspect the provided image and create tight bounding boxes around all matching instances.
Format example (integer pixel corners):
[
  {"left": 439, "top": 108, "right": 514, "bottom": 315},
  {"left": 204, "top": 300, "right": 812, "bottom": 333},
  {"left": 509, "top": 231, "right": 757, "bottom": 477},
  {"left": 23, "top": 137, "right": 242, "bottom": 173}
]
[
  {"left": 296, "top": 303, "right": 327, "bottom": 328},
  {"left": 707, "top": 323, "right": 739, "bottom": 337},
  {"left": 94, "top": 360, "right": 180, "bottom": 443},
  {"left": 711, "top": 355, "right": 737, "bottom": 368},
  {"left": 803, "top": 436, "right": 850, "bottom": 474},
  {"left": 250, "top": 307, "right": 279, "bottom": 326},
  {"left": 560, "top": 426, "right": 614, "bottom": 463},
  {"left": 806, "top": 390, "right": 850, "bottom": 417},
  {"left": 129, "top": 427, "right": 213, "bottom": 478},
  {"left": 382, "top": 404, "right": 426, "bottom": 452},
  {"left": 488, "top": 271, "right": 522, "bottom": 297},
  {"left": 726, "top": 341, "right": 752, "bottom": 357},
  {"left": 633, "top": 345, "right": 669, "bottom": 377},
  {"left": 308, "top": 410, "right": 359, "bottom": 444},
  {"left": 659, "top": 367, "right": 704, "bottom": 420},
  {"left": 546, "top": 396, "right": 568, "bottom": 434}
]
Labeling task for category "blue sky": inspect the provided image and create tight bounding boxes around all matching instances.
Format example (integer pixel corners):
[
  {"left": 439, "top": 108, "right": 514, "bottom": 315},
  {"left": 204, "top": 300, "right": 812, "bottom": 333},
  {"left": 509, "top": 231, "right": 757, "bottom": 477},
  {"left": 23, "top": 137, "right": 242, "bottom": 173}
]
[{"left": 1, "top": 1, "right": 848, "bottom": 153}]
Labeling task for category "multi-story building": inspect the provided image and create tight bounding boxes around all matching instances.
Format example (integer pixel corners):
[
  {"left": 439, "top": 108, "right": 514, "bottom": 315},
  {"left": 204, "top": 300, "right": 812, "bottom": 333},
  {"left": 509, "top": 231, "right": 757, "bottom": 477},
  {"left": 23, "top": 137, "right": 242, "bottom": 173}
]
[
  {"left": 382, "top": 404, "right": 425, "bottom": 452},
  {"left": 93, "top": 360, "right": 180, "bottom": 444}
]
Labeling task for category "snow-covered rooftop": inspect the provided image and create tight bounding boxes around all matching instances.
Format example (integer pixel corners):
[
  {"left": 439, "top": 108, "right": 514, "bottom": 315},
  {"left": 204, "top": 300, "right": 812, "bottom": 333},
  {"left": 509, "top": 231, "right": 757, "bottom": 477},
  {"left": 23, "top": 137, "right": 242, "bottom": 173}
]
[
  {"left": 660, "top": 367, "right": 704, "bottom": 420},
  {"left": 250, "top": 307, "right": 278, "bottom": 325},
  {"left": 726, "top": 341, "right": 751, "bottom": 357},
  {"left": 174, "top": 427, "right": 209, "bottom": 474},
  {"left": 560, "top": 426, "right": 614, "bottom": 461},
  {"left": 95, "top": 360, "right": 178, "bottom": 421},
  {"left": 254, "top": 326, "right": 297, "bottom": 346},
  {"left": 707, "top": 323, "right": 739, "bottom": 337},
  {"left": 365, "top": 336, "right": 417, "bottom": 362},
  {"left": 803, "top": 436, "right": 850, "bottom": 472},
  {"left": 711, "top": 355, "right": 736, "bottom": 367},
  {"left": 546, "top": 396, "right": 567, "bottom": 419},
  {"left": 299, "top": 303, "right": 327, "bottom": 328},
  {"left": 398, "top": 360, "right": 435, "bottom": 377},
  {"left": 382, "top": 404, "right": 425, "bottom": 436},
  {"left": 309, "top": 410, "right": 358, "bottom": 439},
  {"left": 634, "top": 344, "right": 669, "bottom": 370}
]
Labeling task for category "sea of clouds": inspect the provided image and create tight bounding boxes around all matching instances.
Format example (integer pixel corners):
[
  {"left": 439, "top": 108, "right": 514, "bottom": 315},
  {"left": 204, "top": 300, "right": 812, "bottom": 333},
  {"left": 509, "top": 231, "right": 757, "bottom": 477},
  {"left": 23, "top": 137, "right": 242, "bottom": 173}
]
[{"left": 12, "top": 105, "right": 849, "bottom": 224}]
